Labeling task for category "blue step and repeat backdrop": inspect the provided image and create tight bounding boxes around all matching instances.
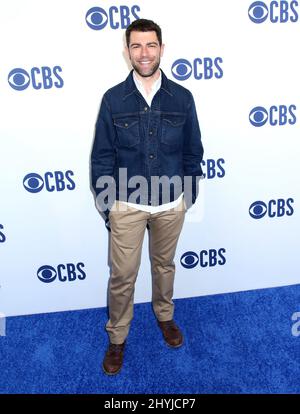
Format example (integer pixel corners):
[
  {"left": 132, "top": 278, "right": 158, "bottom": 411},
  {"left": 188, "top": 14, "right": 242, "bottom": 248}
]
[{"left": 0, "top": 0, "right": 299, "bottom": 316}]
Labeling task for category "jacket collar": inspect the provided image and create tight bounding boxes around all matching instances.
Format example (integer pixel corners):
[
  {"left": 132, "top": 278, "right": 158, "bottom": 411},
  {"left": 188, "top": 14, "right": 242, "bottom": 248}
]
[{"left": 123, "top": 69, "right": 173, "bottom": 101}]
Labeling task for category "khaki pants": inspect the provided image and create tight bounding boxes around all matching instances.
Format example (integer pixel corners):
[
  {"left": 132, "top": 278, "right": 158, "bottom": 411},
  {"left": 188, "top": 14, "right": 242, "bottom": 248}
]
[{"left": 106, "top": 198, "right": 186, "bottom": 344}]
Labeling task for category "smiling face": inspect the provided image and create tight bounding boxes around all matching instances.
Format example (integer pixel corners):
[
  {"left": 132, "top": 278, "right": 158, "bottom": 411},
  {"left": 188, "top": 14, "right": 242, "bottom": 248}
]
[{"left": 127, "top": 30, "right": 164, "bottom": 78}]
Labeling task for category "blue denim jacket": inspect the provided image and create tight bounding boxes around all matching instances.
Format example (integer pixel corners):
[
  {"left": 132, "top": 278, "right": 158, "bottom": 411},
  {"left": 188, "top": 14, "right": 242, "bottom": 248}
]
[{"left": 91, "top": 69, "right": 204, "bottom": 224}]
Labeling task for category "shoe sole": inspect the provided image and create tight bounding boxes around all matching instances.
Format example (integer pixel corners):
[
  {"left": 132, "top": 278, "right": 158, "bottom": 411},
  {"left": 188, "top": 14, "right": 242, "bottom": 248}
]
[
  {"left": 102, "top": 363, "right": 122, "bottom": 376},
  {"left": 165, "top": 338, "right": 184, "bottom": 348}
]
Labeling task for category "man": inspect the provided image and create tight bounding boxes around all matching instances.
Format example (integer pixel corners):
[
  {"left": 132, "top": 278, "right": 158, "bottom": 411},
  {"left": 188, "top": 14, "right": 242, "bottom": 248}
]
[{"left": 91, "top": 19, "right": 204, "bottom": 375}]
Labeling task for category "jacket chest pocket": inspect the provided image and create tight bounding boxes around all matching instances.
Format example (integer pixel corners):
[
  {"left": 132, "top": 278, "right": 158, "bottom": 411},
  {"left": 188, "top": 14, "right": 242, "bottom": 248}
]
[
  {"left": 161, "top": 115, "right": 186, "bottom": 151},
  {"left": 114, "top": 117, "right": 140, "bottom": 148}
]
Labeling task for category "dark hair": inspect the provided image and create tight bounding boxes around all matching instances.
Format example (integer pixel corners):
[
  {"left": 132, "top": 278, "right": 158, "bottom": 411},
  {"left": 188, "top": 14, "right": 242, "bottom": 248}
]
[{"left": 125, "top": 19, "right": 162, "bottom": 47}]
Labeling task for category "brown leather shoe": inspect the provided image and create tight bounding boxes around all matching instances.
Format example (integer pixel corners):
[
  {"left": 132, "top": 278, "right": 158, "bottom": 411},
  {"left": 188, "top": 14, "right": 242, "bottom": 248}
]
[
  {"left": 158, "top": 320, "right": 183, "bottom": 348},
  {"left": 103, "top": 342, "right": 125, "bottom": 375}
]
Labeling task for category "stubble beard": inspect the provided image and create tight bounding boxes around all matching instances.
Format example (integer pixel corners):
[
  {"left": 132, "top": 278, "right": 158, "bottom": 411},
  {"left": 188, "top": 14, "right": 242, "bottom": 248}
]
[{"left": 131, "top": 59, "right": 160, "bottom": 78}]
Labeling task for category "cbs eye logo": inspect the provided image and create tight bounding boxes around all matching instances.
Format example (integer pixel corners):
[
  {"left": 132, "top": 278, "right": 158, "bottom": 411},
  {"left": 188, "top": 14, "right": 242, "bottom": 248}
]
[
  {"left": 86, "top": 7, "right": 108, "bottom": 30},
  {"left": 180, "top": 251, "right": 199, "bottom": 268},
  {"left": 249, "top": 106, "right": 268, "bottom": 127},
  {"left": 8, "top": 68, "right": 30, "bottom": 91},
  {"left": 172, "top": 59, "right": 192, "bottom": 81},
  {"left": 249, "top": 198, "right": 294, "bottom": 219},
  {"left": 8, "top": 66, "right": 63, "bottom": 91},
  {"left": 249, "top": 105, "right": 296, "bottom": 127},
  {"left": 249, "top": 201, "right": 268, "bottom": 219},
  {"left": 37, "top": 266, "right": 57, "bottom": 283},
  {"left": 23, "top": 173, "right": 44, "bottom": 193},
  {"left": 171, "top": 57, "right": 223, "bottom": 81},
  {"left": 248, "top": 1, "right": 269, "bottom": 23},
  {"left": 85, "top": 5, "right": 140, "bottom": 30},
  {"left": 37, "top": 263, "right": 86, "bottom": 283},
  {"left": 248, "top": 1, "right": 298, "bottom": 23},
  {"left": 23, "top": 171, "right": 75, "bottom": 193}
]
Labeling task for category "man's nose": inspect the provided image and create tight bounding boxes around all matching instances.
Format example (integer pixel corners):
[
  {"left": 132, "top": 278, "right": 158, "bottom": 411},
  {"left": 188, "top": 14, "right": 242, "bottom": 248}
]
[{"left": 140, "top": 47, "right": 149, "bottom": 57}]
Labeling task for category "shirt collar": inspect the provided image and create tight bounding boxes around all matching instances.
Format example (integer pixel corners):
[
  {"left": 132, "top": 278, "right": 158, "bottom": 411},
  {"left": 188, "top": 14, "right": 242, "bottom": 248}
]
[
  {"left": 132, "top": 69, "right": 162, "bottom": 96},
  {"left": 123, "top": 69, "right": 173, "bottom": 100}
]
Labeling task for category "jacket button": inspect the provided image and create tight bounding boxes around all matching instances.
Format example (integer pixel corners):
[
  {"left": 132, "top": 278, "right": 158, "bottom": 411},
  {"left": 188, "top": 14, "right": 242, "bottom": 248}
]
[
  {"left": 149, "top": 154, "right": 154, "bottom": 159},
  {"left": 144, "top": 107, "right": 148, "bottom": 112},
  {"left": 149, "top": 131, "right": 153, "bottom": 135},
  {"left": 124, "top": 123, "right": 128, "bottom": 127}
]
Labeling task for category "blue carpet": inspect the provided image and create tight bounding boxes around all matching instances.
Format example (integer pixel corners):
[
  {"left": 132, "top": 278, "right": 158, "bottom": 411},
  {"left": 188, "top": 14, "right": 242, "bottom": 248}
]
[{"left": 1, "top": 284, "right": 300, "bottom": 394}]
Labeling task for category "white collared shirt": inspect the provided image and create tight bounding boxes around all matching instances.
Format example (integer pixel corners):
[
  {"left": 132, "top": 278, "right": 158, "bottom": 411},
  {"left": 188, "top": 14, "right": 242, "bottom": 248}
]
[{"left": 133, "top": 70, "right": 162, "bottom": 107}]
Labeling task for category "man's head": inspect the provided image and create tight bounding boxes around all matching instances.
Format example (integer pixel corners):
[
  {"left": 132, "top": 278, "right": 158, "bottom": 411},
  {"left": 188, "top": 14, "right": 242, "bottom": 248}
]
[{"left": 125, "top": 19, "right": 164, "bottom": 78}]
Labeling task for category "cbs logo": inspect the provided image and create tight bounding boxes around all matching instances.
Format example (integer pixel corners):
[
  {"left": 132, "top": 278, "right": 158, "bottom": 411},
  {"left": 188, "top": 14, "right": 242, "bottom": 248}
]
[
  {"left": 171, "top": 57, "right": 223, "bottom": 81},
  {"left": 249, "top": 198, "right": 294, "bottom": 219},
  {"left": 180, "top": 249, "right": 226, "bottom": 268},
  {"left": 8, "top": 66, "right": 63, "bottom": 91},
  {"left": 85, "top": 5, "right": 140, "bottom": 30},
  {"left": 37, "top": 263, "right": 86, "bottom": 283},
  {"left": 249, "top": 105, "right": 296, "bottom": 127},
  {"left": 23, "top": 171, "right": 75, "bottom": 193},
  {"left": 248, "top": 1, "right": 298, "bottom": 24}
]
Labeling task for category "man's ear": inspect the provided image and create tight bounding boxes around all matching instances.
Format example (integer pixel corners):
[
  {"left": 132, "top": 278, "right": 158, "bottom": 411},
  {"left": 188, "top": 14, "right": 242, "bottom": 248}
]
[
  {"left": 160, "top": 43, "right": 165, "bottom": 58},
  {"left": 125, "top": 46, "right": 131, "bottom": 60}
]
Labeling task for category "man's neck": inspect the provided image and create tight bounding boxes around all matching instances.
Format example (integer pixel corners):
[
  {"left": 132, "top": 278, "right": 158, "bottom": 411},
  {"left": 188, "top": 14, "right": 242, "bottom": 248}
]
[{"left": 133, "top": 69, "right": 161, "bottom": 96}]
